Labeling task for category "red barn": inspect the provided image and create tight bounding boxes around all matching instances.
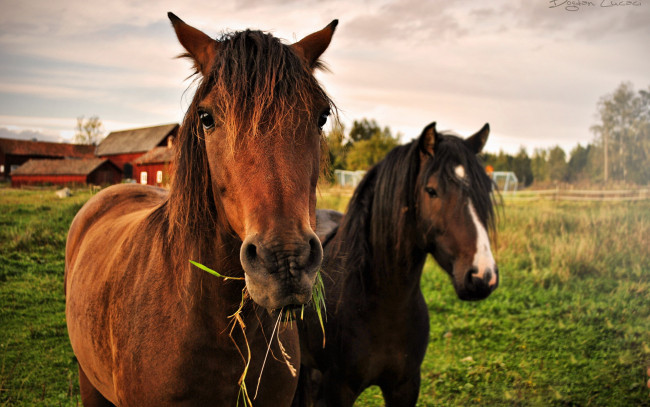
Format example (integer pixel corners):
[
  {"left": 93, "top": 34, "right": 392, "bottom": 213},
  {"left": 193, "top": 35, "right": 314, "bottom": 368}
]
[
  {"left": 95, "top": 123, "right": 178, "bottom": 179},
  {"left": 11, "top": 158, "right": 122, "bottom": 187},
  {"left": 0, "top": 138, "right": 95, "bottom": 181},
  {"left": 133, "top": 145, "right": 175, "bottom": 187}
]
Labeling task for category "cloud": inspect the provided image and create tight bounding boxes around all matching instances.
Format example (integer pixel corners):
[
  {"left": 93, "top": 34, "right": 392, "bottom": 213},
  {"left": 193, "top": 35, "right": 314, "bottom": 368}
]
[
  {"left": 0, "top": 127, "right": 60, "bottom": 143},
  {"left": 342, "top": 0, "right": 469, "bottom": 44},
  {"left": 514, "top": 1, "right": 650, "bottom": 39},
  {"left": 0, "top": 0, "right": 648, "bottom": 157}
]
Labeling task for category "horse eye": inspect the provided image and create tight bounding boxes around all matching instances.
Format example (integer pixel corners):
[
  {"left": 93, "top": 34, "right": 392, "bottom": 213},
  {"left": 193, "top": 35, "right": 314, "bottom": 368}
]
[
  {"left": 317, "top": 109, "right": 330, "bottom": 130},
  {"left": 425, "top": 187, "right": 438, "bottom": 197},
  {"left": 199, "top": 111, "right": 215, "bottom": 130}
]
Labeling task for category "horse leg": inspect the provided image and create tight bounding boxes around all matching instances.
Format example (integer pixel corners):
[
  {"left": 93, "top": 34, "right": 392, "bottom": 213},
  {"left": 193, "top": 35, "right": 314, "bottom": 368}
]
[
  {"left": 380, "top": 373, "right": 421, "bottom": 407},
  {"left": 78, "top": 365, "right": 115, "bottom": 407}
]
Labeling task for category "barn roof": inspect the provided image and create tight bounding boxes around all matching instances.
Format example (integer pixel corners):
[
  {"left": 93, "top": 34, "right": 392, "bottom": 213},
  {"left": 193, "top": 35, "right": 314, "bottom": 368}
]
[
  {"left": 11, "top": 158, "right": 116, "bottom": 176},
  {"left": 96, "top": 123, "right": 178, "bottom": 156},
  {"left": 0, "top": 138, "right": 95, "bottom": 158},
  {"left": 133, "top": 146, "right": 175, "bottom": 165}
]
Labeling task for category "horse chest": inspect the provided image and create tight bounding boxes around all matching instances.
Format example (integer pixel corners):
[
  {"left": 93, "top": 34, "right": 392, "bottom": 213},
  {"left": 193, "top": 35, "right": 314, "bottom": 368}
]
[
  {"left": 343, "top": 295, "right": 429, "bottom": 381},
  {"left": 113, "top": 312, "right": 296, "bottom": 406}
]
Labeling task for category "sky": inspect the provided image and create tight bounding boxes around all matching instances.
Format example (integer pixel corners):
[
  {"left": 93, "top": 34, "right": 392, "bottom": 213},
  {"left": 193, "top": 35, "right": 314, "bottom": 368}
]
[{"left": 0, "top": 0, "right": 649, "bottom": 155}]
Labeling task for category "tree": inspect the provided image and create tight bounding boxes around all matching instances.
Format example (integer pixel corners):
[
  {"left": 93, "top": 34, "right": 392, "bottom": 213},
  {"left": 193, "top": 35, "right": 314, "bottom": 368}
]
[
  {"left": 547, "top": 146, "right": 568, "bottom": 182},
  {"left": 591, "top": 82, "right": 650, "bottom": 184},
  {"left": 512, "top": 146, "right": 533, "bottom": 186},
  {"left": 567, "top": 144, "right": 590, "bottom": 182},
  {"left": 348, "top": 119, "right": 382, "bottom": 144},
  {"left": 531, "top": 148, "right": 548, "bottom": 183},
  {"left": 345, "top": 124, "right": 400, "bottom": 171},
  {"left": 324, "top": 121, "right": 348, "bottom": 180},
  {"left": 75, "top": 115, "right": 104, "bottom": 145}
]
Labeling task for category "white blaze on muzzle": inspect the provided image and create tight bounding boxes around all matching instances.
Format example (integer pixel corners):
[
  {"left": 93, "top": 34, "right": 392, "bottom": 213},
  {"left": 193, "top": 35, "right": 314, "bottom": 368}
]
[
  {"left": 468, "top": 201, "right": 497, "bottom": 286},
  {"left": 455, "top": 165, "right": 497, "bottom": 286},
  {"left": 454, "top": 165, "right": 497, "bottom": 286}
]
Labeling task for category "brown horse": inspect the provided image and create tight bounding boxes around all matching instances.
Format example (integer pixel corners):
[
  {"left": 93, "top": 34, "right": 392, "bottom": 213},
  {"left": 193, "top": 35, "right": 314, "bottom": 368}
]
[
  {"left": 296, "top": 122, "right": 499, "bottom": 406},
  {"left": 65, "top": 13, "right": 337, "bottom": 406}
]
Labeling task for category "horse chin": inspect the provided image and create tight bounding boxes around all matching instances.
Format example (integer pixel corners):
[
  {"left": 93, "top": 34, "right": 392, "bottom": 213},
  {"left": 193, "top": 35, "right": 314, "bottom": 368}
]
[
  {"left": 244, "top": 274, "right": 313, "bottom": 311},
  {"left": 453, "top": 286, "right": 493, "bottom": 301},
  {"left": 268, "top": 303, "right": 304, "bottom": 319}
]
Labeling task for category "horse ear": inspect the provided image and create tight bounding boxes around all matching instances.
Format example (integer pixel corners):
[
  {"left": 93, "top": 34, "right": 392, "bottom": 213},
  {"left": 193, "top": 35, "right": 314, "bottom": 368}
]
[
  {"left": 292, "top": 20, "right": 338, "bottom": 68},
  {"left": 168, "top": 12, "right": 219, "bottom": 76},
  {"left": 464, "top": 123, "right": 490, "bottom": 154},
  {"left": 418, "top": 122, "right": 438, "bottom": 157}
]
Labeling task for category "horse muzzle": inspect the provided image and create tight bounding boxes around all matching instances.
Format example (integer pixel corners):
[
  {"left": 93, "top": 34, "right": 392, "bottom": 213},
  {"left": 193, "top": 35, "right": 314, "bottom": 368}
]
[
  {"left": 240, "top": 231, "right": 323, "bottom": 309},
  {"left": 454, "top": 265, "right": 499, "bottom": 301}
]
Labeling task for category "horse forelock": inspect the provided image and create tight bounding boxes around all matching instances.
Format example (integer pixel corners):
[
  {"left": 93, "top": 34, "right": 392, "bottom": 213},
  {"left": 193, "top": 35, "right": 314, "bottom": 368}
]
[{"left": 209, "top": 29, "right": 334, "bottom": 151}]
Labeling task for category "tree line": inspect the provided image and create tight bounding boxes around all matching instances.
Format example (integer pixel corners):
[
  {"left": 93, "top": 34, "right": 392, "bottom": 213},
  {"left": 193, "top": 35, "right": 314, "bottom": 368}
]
[
  {"left": 325, "top": 118, "right": 401, "bottom": 177},
  {"left": 325, "top": 82, "right": 649, "bottom": 187}
]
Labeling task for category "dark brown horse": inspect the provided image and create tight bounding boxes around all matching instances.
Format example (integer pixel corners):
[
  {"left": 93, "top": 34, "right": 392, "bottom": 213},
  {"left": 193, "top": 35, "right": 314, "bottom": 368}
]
[
  {"left": 65, "top": 13, "right": 337, "bottom": 406},
  {"left": 296, "top": 122, "right": 499, "bottom": 406}
]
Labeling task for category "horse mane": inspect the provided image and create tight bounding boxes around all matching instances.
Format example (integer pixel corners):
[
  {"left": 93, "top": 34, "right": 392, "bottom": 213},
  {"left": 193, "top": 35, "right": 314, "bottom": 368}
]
[
  {"left": 330, "top": 132, "right": 496, "bottom": 289},
  {"left": 159, "top": 28, "right": 334, "bottom": 276}
]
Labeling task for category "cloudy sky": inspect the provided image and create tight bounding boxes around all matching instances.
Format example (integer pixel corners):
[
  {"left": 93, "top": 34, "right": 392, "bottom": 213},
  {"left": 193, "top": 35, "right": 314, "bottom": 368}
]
[{"left": 0, "top": 0, "right": 648, "bottom": 155}]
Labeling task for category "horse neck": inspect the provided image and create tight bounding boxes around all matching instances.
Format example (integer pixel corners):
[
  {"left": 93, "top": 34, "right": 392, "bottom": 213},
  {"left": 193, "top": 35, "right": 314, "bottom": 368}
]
[
  {"left": 367, "top": 208, "right": 428, "bottom": 298},
  {"left": 160, "top": 198, "right": 247, "bottom": 315}
]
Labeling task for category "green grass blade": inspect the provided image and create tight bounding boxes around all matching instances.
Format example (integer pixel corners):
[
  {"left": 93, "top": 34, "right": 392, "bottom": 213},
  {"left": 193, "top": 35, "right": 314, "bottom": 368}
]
[
  {"left": 189, "top": 260, "right": 245, "bottom": 280},
  {"left": 311, "top": 271, "right": 327, "bottom": 347}
]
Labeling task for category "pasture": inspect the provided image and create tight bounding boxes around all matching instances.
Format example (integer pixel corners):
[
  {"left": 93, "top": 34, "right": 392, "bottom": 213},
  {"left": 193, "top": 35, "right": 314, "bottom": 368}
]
[{"left": 1, "top": 186, "right": 649, "bottom": 406}]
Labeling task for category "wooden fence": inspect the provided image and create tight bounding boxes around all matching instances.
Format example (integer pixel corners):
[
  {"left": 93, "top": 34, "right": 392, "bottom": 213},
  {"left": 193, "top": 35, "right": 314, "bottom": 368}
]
[{"left": 504, "top": 188, "right": 650, "bottom": 202}]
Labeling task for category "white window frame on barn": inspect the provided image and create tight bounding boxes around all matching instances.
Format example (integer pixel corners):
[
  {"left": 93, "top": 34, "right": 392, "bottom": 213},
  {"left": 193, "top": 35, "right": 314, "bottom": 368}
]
[
  {"left": 156, "top": 170, "right": 163, "bottom": 184},
  {"left": 140, "top": 171, "right": 148, "bottom": 185}
]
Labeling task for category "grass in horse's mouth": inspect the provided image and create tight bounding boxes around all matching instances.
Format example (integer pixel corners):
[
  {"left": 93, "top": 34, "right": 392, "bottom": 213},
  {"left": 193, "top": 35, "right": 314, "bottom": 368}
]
[{"left": 189, "top": 260, "right": 326, "bottom": 406}]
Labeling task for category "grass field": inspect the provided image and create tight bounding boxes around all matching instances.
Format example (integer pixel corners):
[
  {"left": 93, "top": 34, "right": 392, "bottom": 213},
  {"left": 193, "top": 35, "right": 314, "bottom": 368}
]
[{"left": 1, "top": 185, "right": 649, "bottom": 406}]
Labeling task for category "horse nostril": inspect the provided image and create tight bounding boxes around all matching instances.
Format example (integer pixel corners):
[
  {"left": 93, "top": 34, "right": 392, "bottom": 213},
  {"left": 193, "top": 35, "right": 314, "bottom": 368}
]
[
  {"left": 304, "top": 235, "right": 323, "bottom": 273},
  {"left": 466, "top": 267, "right": 493, "bottom": 289},
  {"left": 307, "top": 237, "right": 321, "bottom": 266},
  {"left": 465, "top": 267, "right": 478, "bottom": 286},
  {"left": 240, "top": 236, "right": 264, "bottom": 275},
  {"left": 243, "top": 241, "right": 258, "bottom": 264}
]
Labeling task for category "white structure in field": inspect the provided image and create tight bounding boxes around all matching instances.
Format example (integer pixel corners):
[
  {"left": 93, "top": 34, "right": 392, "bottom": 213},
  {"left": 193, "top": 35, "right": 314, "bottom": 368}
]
[
  {"left": 334, "top": 170, "right": 366, "bottom": 188},
  {"left": 491, "top": 171, "right": 519, "bottom": 193}
]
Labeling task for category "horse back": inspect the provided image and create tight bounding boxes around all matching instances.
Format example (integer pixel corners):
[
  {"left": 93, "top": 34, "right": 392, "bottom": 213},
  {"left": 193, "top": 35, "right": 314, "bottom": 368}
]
[{"left": 65, "top": 183, "right": 167, "bottom": 267}]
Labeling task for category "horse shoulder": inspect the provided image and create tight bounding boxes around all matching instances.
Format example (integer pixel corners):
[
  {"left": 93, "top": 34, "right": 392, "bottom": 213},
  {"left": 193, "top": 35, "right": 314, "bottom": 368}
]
[{"left": 65, "top": 184, "right": 170, "bottom": 403}]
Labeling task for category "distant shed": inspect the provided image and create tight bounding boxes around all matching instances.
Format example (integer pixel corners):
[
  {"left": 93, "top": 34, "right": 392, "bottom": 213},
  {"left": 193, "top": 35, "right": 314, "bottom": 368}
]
[
  {"left": 133, "top": 146, "right": 175, "bottom": 187},
  {"left": 11, "top": 158, "right": 122, "bottom": 187},
  {"left": 0, "top": 138, "right": 95, "bottom": 181},
  {"left": 95, "top": 123, "right": 178, "bottom": 177}
]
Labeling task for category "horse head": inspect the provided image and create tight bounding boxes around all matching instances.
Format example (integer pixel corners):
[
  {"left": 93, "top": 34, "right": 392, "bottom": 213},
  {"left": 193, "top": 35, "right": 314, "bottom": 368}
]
[
  {"left": 415, "top": 122, "right": 498, "bottom": 300},
  {"left": 169, "top": 14, "right": 337, "bottom": 310}
]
